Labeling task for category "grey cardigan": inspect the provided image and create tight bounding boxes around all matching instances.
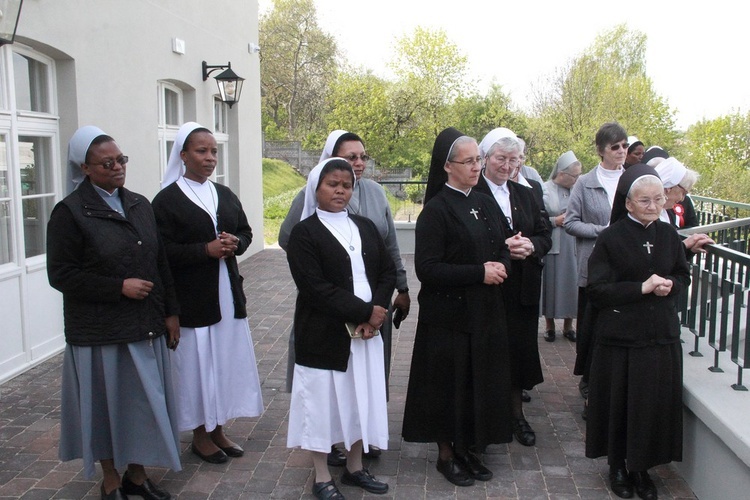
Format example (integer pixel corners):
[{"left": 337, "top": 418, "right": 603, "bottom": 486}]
[{"left": 563, "top": 167, "right": 612, "bottom": 287}]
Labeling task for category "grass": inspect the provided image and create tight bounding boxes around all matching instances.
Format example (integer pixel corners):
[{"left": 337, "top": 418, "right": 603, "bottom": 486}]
[{"left": 262, "top": 158, "right": 306, "bottom": 245}]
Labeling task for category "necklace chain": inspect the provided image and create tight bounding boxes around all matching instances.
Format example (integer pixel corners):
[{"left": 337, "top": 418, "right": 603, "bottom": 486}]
[
  {"left": 322, "top": 217, "right": 355, "bottom": 251},
  {"left": 182, "top": 176, "right": 218, "bottom": 231}
]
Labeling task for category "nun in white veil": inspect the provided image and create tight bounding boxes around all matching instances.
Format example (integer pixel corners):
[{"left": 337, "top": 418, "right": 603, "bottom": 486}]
[
  {"left": 152, "top": 122, "right": 263, "bottom": 465},
  {"left": 285, "top": 157, "right": 394, "bottom": 498},
  {"left": 49, "top": 125, "right": 181, "bottom": 499}
]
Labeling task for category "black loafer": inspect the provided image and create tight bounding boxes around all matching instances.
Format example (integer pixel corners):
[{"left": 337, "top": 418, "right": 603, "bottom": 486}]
[
  {"left": 513, "top": 418, "right": 536, "bottom": 447},
  {"left": 121, "top": 471, "right": 171, "bottom": 500},
  {"left": 362, "top": 445, "right": 382, "bottom": 459},
  {"left": 312, "top": 479, "right": 345, "bottom": 499},
  {"left": 436, "top": 456, "right": 474, "bottom": 486},
  {"left": 100, "top": 484, "right": 127, "bottom": 500},
  {"left": 327, "top": 445, "right": 347, "bottom": 466},
  {"left": 631, "top": 470, "right": 657, "bottom": 500},
  {"left": 563, "top": 330, "right": 577, "bottom": 342},
  {"left": 341, "top": 468, "right": 389, "bottom": 494},
  {"left": 219, "top": 444, "right": 244, "bottom": 457},
  {"left": 521, "top": 389, "right": 531, "bottom": 402},
  {"left": 191, "top": 442, "right": 228, "bottom": 464},
  {"left": 544, "top": 330, "right": 556, "bottom": 342},
  {"left": 455, "top": 451, "right": 493, "bottom": 481},
  {"left": 609, "top": 466, "right": 634, "bottom": 499}
]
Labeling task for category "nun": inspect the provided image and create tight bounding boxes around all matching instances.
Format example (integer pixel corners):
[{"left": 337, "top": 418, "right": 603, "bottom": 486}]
[
  {"left": 286, "top": 158, "right": 395, "bottom": 498},
  {"left": 585, "top": 164, "right": 690, "bottom": 500},
  {"left": 151, "top": 122, "right": 263, "bottom": 464},
  {"left": 402, "top": 128, "right": 513, "bottom": 487},
  {"left": 279, "top": 129, "right": 409, "bottom": 464},
  {"left": 541, "top": 151, "right": 582, "bottom": 342},
  {"left": 47, "top": 126, "right": 181, "bottom": 500}
]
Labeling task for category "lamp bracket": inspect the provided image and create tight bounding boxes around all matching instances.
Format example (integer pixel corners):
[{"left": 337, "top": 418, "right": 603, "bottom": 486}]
[{"left": 202, "top": 60, "right": 231, "bottom": 81}]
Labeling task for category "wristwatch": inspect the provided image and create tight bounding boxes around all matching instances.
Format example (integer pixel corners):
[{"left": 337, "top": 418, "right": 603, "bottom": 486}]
[{"left": 397, "top": 287, "right": 409, "bottom": 294}]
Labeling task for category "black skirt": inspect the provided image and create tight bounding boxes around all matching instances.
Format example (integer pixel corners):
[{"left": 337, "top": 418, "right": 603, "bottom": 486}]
[
  {"left": 402, "top": 321, "right": 513, "bottom": 450},
  {"left": 585, "top": 342, "right": 683, "bottom": 471}
]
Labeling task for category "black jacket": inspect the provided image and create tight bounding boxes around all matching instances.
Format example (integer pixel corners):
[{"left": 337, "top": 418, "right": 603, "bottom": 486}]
[
  {"left": 151, "top": 182, "right": 252, "bottom": 328},
  {"left": 287, "top": 213, "right": 396, "bottom": 372},
  {"left": 46, "top": 178, "right": 179, "bottom": 346},
  {"left": 475, "top": 175, "right": 552, "bottom": 306}
]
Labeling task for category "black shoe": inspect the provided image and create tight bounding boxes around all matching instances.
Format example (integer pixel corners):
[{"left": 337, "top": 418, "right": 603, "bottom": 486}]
[
  {"left": 219, "top": 444, "right": 244, "bottom": 457},
  {"left": 521, "top": 389, "right": 531, "bottom": 402},
  {"left": 312, "top": 479, "right": 345, "bottom": 499},
  {"left": 563, "top": 330, "right": 577, "bottom": 342},
  {"left": 513, "top": 418, "right": 536, "bottom": 446},
  {"left": 609, "top": 466, "right": 634, "bottom": 499},
  {"left": 100, "top": 484, "right": 127, "bottom": 500},
  {"left": 362, "top": 444, "right": 382, "bottom": 459},
  {"left": 631, "top": 470, "right": 658, "bottom": 500},
  {"left": 121, "top": 471, "right": 171, "bottom": 500},
  {"left": 341, "top": 468, "right": 389, "bottom": 494},
  {"left": 327, "top": 445, "right": 347, "bottom": 467},
  {"left": 455, "top": 451, "right": 492, "bottom": 481},
  {"left": 191, "top": 442, "right": 228, "bottom": 464},
  {"left": 544, "top": 330, "right": 556, "bottom": 342},
  {"left": 436, "top": 456, "right": 474, "bottom": 486}
]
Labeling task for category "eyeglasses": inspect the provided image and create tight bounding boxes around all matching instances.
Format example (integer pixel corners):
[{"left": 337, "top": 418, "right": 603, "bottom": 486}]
[
  {"left": 608, "top": 142, "right": 630, "bottom": 151},
  {"left": 560, "top": 171, "right": 581, "bottom": 179},
  {"left": 631, "top": 195, "right": 667, "bottom": 208},
  {"left": 342, "top": 153, "right": 370, "bottom": 163},
  {"left": 88, "top": 156, "right": 129, "bottom": 169},
  {"left": 448, "top": 156, "right": 482, "bottom": 166},
  {"left": 489, "top": 155, "right": 521, "bottom": 167}
]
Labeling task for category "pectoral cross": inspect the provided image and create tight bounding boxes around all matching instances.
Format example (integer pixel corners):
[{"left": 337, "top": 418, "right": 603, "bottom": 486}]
[
  {"left": 470, "top": 208, "right": 479, "bottom": 220},
  {"left": 643, "top": 241, "right": 654, "bottom": 254}
]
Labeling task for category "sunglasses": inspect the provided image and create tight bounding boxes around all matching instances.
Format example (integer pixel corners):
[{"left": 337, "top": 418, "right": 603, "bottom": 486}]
[{"left": 608, "top": 142, "right": 630, "bottom": 151}]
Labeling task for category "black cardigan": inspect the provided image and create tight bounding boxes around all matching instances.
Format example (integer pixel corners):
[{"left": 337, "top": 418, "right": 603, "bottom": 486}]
[
  {"left": 286, "top": 213, "right": 396, "bottom": 371},
  {"left": 46, "top": 178, "right": 179, "bottom": 346},
  {"left": 151, "top": 181, "right": 252, "bottom": 327}
]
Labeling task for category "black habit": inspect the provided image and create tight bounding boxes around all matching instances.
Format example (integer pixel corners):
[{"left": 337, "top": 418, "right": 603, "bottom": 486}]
[
  {"left": 474, "top": 175, "right": 552, "bottom": 389},
  {"left": 402, "top": 184, "right": 513, "bottom": 449},
  {"left": 585, "top": 216, "right": 690, "bottom": 471}
]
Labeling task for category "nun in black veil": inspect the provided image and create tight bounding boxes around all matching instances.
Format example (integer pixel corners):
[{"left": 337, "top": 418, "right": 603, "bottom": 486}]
[
  {"left": 585, "top": 163, "right": 689, "bottom": 500},
  {"left": 402, "top": 128, "right": 513, "bottom": 487}
]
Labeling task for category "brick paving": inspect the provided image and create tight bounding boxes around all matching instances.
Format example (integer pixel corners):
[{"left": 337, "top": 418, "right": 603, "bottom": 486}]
[{"left": 0, "top": 249, "right": 697, "bottom": 499}]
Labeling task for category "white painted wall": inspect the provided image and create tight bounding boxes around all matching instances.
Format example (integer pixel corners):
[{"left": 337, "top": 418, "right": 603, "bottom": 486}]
[{"left": 0, "top": 0, "right": 262, "bottom": 383}]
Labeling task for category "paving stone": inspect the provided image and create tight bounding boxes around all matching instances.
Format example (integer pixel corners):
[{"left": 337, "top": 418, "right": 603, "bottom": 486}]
[{"left": 0, "top": 250, "right": 698, "bottom": 499}]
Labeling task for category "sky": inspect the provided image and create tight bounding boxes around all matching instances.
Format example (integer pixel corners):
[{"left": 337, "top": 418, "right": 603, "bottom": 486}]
[{"left": 259, "top": 0, "right": 750, "bottom": 130}]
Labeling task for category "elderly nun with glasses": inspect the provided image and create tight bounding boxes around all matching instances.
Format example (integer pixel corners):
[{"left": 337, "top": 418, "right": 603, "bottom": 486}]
[
  {"left": 585, "top": 164, "right": 689, "bottom": 500},
  {"left": 473, "top": 128, "right": 552, "bottom": 448},
  {"left": 47, "top": 126, "right": 181, "bottom": 500}
]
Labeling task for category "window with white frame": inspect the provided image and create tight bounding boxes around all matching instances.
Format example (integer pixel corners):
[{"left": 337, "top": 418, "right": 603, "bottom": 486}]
[
  {"left": 157, "top": 81, "right": 183, "bottom": 179},
  {"left": 0, "top": 45, "right": 59, "bottom": 266},
  {"left": 213, "top": 97, "right": 229, "bottom": 185}
]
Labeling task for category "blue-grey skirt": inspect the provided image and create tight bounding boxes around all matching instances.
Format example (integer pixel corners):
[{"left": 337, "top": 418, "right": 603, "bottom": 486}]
[{"left": 59, "top": 336, "right": 182, "bottom": 479}]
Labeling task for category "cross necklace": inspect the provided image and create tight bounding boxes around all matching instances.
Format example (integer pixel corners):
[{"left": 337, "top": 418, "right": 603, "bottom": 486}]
[{"left": 323, "top": 217, "right": 356, "bottom": 251}]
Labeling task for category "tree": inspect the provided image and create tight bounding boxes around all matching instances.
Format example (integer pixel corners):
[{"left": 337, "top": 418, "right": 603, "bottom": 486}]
[
  {"left": 530, "top": 25, "right": 677, "bottom": 173},
  {"left": 678, "top": 112, "right": 750, "bottom": 202},
  {"left": 259, "top": 0, "right": 337, "bottom": 140}
]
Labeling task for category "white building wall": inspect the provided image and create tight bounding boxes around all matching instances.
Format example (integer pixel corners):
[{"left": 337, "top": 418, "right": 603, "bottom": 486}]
[{"left": 0, "top": 0, "right": 263, "bottom": 383}]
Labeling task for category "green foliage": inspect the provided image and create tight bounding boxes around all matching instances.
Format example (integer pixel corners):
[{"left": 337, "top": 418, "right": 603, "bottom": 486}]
[
  {"left": 259, "top": 0, "right": 337, "bottom": 140},
  {"left": 262, "top": 158, "right": 305, "bottom": 244},
  {"left": 678, "top": 112, "right": 750, "bottom": 202},
  {"left": 530, "top": 24, "right": 677, "bottom": 172}
]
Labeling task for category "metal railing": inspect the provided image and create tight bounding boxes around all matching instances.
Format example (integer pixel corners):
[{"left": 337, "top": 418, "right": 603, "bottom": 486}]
[{"left": 678, "top": 218, "right": 750, "bottom": 391}]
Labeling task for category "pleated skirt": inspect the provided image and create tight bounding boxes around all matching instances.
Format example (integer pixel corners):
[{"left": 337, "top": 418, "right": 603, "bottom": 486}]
[
  {"left": 171, "top": 259, "right": 264, "bottom": 432},
  {"left": 287, "top": 335, "right": 388, "bottom": 453},
  {"left": 59, "top": 336, "right": 182, "bottom": 479}
]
